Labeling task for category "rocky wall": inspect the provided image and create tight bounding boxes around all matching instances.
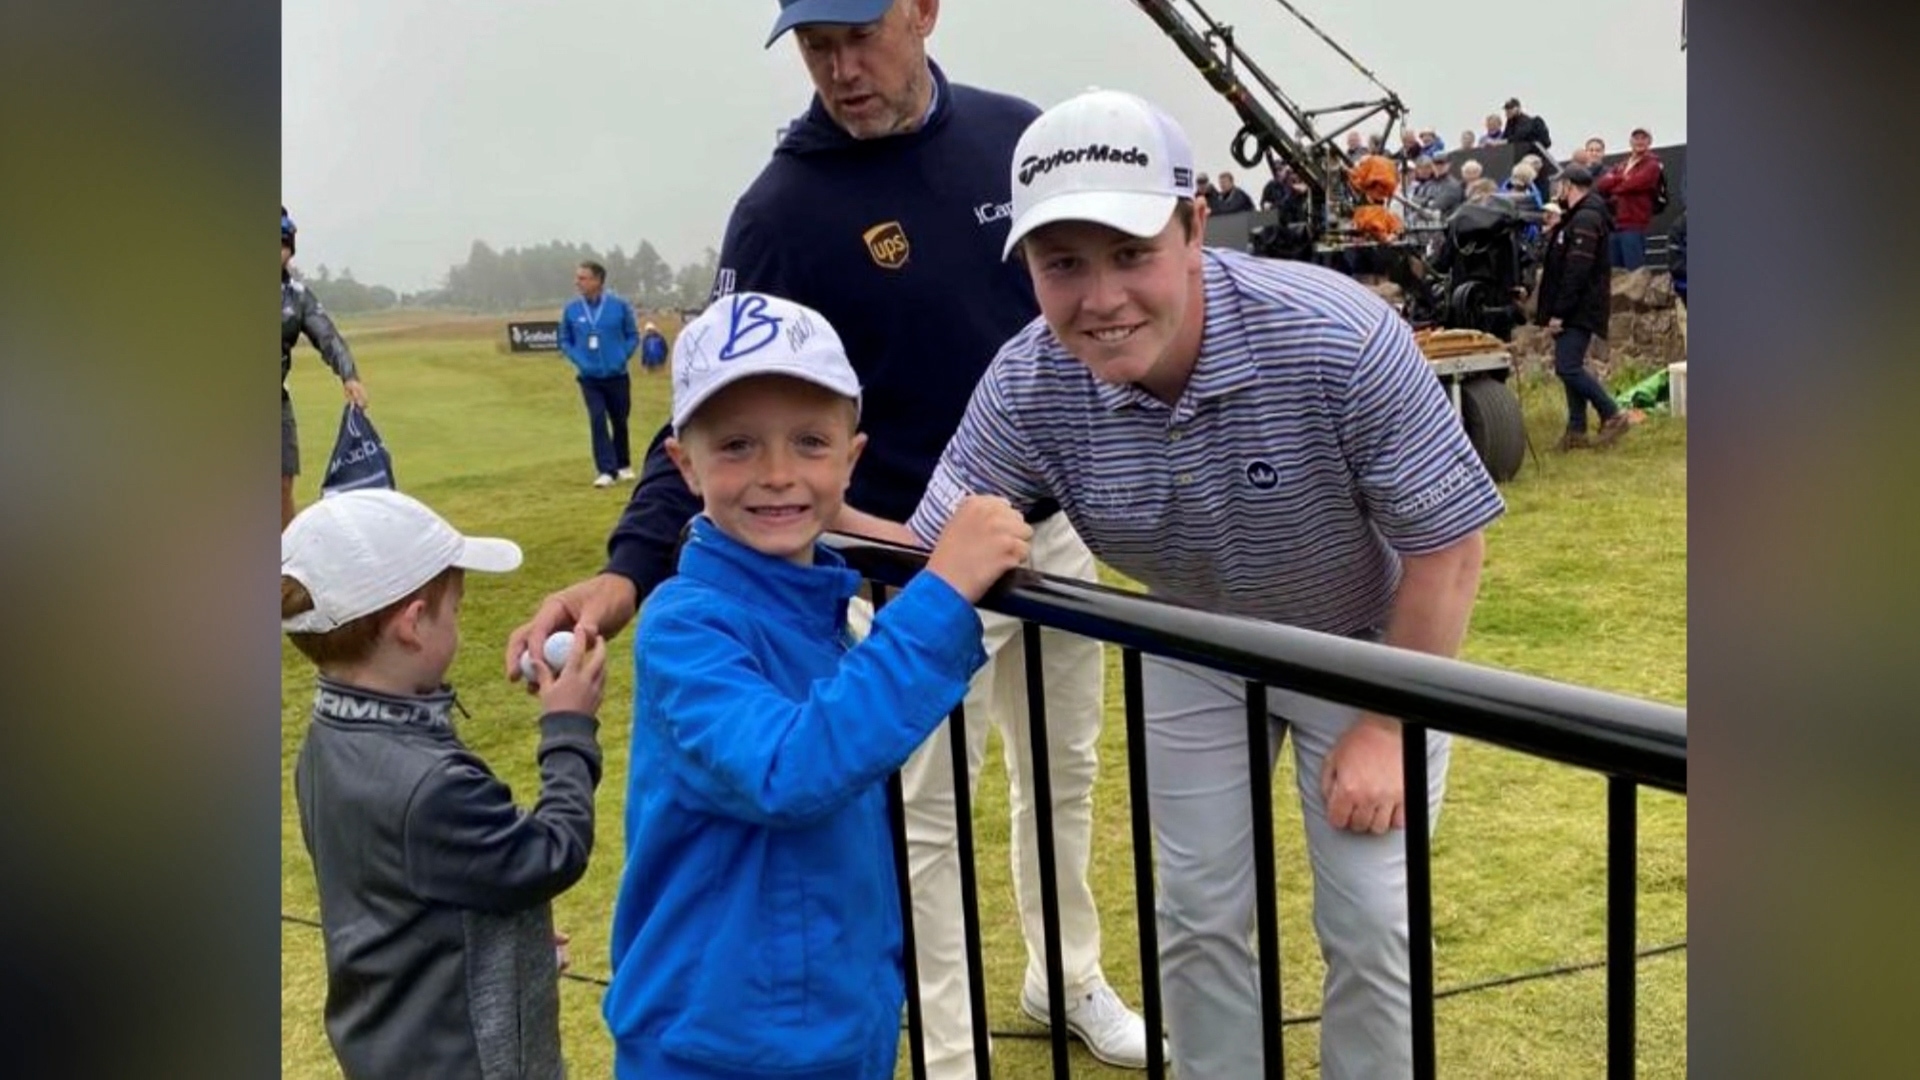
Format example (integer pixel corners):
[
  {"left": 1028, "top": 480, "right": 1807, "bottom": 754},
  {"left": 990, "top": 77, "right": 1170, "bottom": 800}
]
[{"left": 1506, "top": 268, "right": 1686, "bottom": 377}]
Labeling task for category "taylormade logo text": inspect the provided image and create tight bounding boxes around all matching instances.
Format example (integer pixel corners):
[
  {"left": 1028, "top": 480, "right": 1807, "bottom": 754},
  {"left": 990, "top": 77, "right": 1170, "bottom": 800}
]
[{"left": 1018, "top": 144, "right": 1151, "bottom": 186}]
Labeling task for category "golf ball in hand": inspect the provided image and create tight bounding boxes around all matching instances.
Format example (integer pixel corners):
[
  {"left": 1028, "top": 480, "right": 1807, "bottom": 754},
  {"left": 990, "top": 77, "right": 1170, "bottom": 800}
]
[{"left": 519, "top": 631, "right": 575, "bottom": 683}]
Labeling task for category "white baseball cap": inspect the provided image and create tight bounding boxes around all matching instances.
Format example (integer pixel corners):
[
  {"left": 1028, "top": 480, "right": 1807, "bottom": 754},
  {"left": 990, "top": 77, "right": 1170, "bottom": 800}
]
[
  {"left": 670, "top": 292, "right": 863, "bottom": 433},
  {"left": 282, "top": 489, "right": 522, "bottom": 634},
  {"left": 1002, "top": 88, "right": 1196, "bottom": 259}
]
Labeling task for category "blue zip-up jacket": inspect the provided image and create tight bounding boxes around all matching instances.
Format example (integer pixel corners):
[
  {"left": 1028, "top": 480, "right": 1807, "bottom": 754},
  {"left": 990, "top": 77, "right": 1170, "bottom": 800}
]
[
  {"left": 601, "top": 62, "right": 1051, "bottom": 605},
  {"left": 558, "top": 292, "right": 639, "bottom": 379},
  {"left": 639, "top": 328, "right": 668, "bottom": 368},
  {"left": 603, "top": 518, "right": 988, "bottom": 1080}
]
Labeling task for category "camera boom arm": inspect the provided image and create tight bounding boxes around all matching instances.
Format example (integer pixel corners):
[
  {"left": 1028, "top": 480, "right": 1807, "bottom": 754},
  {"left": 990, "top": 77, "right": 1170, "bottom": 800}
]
[{"left": 1129, "top": 0, "right": 1411, "bottom": 239}]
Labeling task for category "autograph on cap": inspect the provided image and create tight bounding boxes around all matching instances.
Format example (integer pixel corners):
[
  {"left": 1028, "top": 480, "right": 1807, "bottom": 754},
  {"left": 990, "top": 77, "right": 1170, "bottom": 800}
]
[{"left": 719, "top": 294, "right": 782, "bottom": 361}]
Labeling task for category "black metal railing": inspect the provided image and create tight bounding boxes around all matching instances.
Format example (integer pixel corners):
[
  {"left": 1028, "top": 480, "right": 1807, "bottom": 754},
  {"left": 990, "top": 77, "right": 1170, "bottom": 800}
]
[{"left": 833, "top": 534, "right": 1687, "bottom": 1080}]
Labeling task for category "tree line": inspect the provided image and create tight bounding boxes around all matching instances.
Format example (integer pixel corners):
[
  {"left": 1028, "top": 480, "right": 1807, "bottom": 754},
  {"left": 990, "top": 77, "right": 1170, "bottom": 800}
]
[
  {"left": 291, "top": 265, "right": 401, "bottom": 315},
  {"left": 296, "top": 239, "right": 721, "bottom": 315}
]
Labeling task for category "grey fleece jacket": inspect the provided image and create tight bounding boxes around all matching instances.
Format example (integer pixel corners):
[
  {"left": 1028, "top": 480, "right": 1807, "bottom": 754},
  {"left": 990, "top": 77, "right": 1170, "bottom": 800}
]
[
  {"left": 294, "top": 678, "right": 601, "bottom": 1080},
  {"left": 282, "top": 274, "right": 359, "bottom": 395}
]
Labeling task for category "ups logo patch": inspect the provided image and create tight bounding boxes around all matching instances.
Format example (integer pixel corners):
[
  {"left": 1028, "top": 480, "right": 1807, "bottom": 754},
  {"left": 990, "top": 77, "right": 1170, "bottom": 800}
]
[{"left": 862, "top": 221, "right": 911, "bottom": 270}]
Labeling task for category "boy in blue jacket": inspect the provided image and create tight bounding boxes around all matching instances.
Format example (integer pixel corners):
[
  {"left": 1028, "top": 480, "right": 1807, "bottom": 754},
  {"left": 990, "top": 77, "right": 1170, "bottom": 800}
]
[
  {"left": 602, "top": 292, "right": 1034, "bottom": 1079},
  {"left": 638, "top": 320, "right": 669, "bottom": 375}
]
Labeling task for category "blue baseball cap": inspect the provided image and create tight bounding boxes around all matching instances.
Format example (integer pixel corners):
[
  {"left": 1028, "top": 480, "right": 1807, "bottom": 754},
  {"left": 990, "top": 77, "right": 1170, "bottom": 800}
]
[{"left": 765, "top": 0, "right": 894, "bottom": 48}]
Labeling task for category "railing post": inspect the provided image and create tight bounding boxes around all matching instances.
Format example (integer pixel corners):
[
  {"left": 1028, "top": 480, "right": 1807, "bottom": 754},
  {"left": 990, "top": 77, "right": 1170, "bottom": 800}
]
[
  {"left": 1244, "top": 682, "right": 1285, "bottom": 1075},
  {"left": 1403, "top": 723, "right": 1437, "bottom": 1079},
  {"left": 947, "top": 702, "right": 993, "bottom": 1079},
  {"left": 1022, "top": 622, "right": 1072, "bottom": 1077},
  {"left": 875, "top": 582, "right": 929, "bottom": 1080},
  {"left": 888, "top": 775, "right": 929, "bottom": 1080},
  {"left": 1122, "top": 650, "right": 1167, "bottom": 1079},
  {"left": 1607, "top": 777, "right": 1638, "bottom": 1079}
]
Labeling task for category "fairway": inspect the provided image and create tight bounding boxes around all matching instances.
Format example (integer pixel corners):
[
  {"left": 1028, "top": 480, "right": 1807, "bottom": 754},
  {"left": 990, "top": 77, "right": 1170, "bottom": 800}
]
[{"left": 280, "top": 309, "right": 1686, "bottom": 1079}]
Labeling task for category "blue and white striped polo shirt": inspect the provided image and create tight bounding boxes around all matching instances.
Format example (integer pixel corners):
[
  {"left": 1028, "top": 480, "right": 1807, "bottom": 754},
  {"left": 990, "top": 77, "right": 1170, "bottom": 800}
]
[{"left": 907, "top": 248, "right": 1505, "bottom": 635}]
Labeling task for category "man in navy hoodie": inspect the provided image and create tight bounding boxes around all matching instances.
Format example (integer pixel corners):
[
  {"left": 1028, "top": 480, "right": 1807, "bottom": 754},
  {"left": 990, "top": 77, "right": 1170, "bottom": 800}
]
[{"left": 508, "top": 1, "right": 1150, "bottom": 1074}]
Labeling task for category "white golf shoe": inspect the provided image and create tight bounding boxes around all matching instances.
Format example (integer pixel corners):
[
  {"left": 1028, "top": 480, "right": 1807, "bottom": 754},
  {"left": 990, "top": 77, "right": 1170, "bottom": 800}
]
[{"left": 1020, "top": 979, "right": 1157, "bottom": 1069}]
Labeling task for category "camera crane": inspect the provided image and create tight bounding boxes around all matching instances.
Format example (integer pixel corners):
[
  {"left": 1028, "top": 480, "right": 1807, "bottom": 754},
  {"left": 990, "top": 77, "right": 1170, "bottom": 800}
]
[
  {"left": 1131, "top": 0, "right": 1534, "bottom": 483},
  {"left": 1129, "top": 0, "right": 1416, "bottom": 247}
]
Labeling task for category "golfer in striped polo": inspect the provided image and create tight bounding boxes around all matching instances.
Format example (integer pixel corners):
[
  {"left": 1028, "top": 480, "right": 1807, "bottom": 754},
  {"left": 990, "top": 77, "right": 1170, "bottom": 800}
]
[{"left": 903, "top": 90, "right": 1506, "bottom": 1080}]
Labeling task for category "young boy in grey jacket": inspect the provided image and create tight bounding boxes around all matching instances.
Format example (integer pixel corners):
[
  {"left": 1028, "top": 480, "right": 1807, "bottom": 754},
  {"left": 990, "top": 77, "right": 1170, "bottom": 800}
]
[{"left": 284, "top": 488, "right": 608, "bottom": 1079}]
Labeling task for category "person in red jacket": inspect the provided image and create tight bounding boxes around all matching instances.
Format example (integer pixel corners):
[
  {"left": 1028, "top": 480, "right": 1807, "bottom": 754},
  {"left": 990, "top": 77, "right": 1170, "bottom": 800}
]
[{"left": 1595, "top": 127, "right": 1664, "bottom": 270}]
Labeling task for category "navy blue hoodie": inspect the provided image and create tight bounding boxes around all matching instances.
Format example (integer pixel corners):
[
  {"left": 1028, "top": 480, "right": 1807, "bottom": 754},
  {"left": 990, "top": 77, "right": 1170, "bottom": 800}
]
[{"left": 605, "top": 62, "right": 1047, "bottom": 603}]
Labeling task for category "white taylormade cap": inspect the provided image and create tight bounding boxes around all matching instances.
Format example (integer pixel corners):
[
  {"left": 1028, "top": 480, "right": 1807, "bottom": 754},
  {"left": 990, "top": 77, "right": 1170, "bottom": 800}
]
[
  {"left": 671, "top": 292, "right": 863, "bottom": 433},
  {"left": 1003, "top": 88, "right": 1197, "bottom": 259},
  {"left": 282, "top": 489, "right": 522, "bottom": 633}
]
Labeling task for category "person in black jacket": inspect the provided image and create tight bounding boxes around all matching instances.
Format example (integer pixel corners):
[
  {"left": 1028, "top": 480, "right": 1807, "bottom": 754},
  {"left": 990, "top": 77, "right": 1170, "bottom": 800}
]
[
  {"left": 285, "top": 489, "right": 609, "bottom": 1080},
  {"left": 1534, "top": 166, "right": 1629, "bottom": 449},
  {"left": 281, "top": 206, "right": 369, "bottom": 528},
  {"left": 1211, "top": 170, "right": 1256, "bottom": 214},
  {"left": 1500, "top": 97, "right": 1553, "bottom": 161}
]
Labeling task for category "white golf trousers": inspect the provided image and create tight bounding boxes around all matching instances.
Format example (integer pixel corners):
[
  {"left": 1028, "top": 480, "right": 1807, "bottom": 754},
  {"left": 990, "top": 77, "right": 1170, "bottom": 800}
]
[
  {"left": 854, "top": 514, "right": 1110, "bottom": 1080},
  {"left": 1142, "top": 652, "right": 1451, "bottom": 1080}
]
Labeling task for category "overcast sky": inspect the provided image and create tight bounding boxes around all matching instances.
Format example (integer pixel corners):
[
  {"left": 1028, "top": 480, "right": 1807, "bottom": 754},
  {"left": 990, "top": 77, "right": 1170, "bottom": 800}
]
[{"left": 283, "top": 0, "right": 1687, "bottom": 292}]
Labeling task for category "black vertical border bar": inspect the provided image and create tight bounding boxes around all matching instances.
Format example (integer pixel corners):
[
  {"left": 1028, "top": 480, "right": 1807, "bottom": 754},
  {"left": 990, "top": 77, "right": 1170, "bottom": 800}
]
[
  {"left": 1021, "top": 621, "right": 1071, "bottom": 1076},
  {"left": 1123, "top": 649, "right": 1166, "bottom": 1079}
]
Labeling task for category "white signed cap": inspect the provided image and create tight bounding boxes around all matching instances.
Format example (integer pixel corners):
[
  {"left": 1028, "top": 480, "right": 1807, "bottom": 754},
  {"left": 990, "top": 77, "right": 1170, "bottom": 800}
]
[{"left": 670, "top": 292, "right": 863, "bottom": 433}]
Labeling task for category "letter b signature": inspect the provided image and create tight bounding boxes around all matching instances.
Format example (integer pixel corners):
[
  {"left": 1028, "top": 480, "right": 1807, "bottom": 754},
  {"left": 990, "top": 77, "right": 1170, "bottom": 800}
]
[{"left": 719, "top": 294, "right": 782, "bottom": 361}]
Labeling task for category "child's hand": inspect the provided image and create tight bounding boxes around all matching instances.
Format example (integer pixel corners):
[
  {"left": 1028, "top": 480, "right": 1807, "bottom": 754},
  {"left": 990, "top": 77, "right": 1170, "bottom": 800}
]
[
  {"left": 553, "top": 930, "right": 571, "bottom": 974},
  {"left": 925, "top": 495, "right": 1032, "bottom": 603},
  {"left": 533, "top": 625, "right": 607, "bottom": 717}
]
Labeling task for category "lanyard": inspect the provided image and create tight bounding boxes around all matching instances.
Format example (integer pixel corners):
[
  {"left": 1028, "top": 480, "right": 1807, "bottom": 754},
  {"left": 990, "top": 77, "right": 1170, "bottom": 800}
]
[{"left": 580, "top": 296, "right": 605, "bottom": 329}]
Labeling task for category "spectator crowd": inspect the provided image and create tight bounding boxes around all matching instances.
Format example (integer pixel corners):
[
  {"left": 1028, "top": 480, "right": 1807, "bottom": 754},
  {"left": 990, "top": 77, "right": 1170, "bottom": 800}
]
[{"left": 1198, "top": 95, "right": 1677, "bottom": 272}]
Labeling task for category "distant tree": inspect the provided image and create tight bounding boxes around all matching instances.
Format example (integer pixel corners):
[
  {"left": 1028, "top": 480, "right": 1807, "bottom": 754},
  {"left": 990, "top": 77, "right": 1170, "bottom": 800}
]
[
  {"left": 673, "top": 247, "right": 720, "bottom": 310},
  {"left": 434, "top": 236, "right": 721, "bottom": 312},
  {"left": 632, "top": 240, "right": 675, "bottom": 310},
  {"left": 300, "top": 264, "right": 401, "bottom": 314},
  {"left": 603, "top": 245, "right": 631, "bottom": 298},
  {"left": 445, "top": 240, "right": 501, "bottom": 309}
]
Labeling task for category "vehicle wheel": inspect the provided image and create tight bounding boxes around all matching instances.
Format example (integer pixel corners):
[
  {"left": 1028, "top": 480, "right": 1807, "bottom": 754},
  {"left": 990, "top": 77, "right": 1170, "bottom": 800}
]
[{"left": 1460, "top": 375, "right": 1526, "bottom": 482}]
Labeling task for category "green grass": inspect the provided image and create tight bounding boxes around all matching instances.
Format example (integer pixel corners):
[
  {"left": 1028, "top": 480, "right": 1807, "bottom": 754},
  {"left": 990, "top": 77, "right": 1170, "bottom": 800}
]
[{"left": 282, "top": 315, "right": 1686, "bottom": 1078}]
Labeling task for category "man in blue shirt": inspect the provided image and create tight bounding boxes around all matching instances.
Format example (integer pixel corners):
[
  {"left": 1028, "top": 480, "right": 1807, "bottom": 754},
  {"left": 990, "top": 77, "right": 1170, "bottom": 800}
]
[{"left": 558, "top": 260, "right": 640, "bottom": 488}]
